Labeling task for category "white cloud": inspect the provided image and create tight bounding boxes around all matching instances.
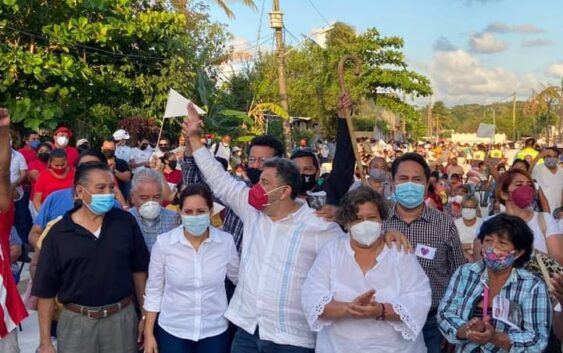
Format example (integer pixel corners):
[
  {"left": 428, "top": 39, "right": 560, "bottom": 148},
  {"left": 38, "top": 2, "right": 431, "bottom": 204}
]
[
  {"left": 485, "top": 22, "right": 544, "bottom": 34},
  {"left": 469, "top": 33, "right": 508, "bottom": 54},
  {"left": 547, "top": 62, "right": 563, "bottom": 78},
  {"left": 430, "top": 49, "right": 540, "bottom": 105},
  {"left": 433, "top": 37, "right": 457, "bottom": 52},
  {"left": 521, "top": 38, "right": 553, "bottom": 47}
]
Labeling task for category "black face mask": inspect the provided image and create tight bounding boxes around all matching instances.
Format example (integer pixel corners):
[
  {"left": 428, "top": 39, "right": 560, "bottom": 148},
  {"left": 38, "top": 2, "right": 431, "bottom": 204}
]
[
  {"left": 246, "top": 168, "right": 261, "bottom": 185},
  {"left": 168, "top": 160, "right": 177, "bottom": 170},
  {"left": 38, "top": 152, "right": 50, "bottom": 162},
  {"left": 102, "top": 149, "right": 115, "bottom": 158},
  {"left": 159, "top": 146, "right": 169, "bottom": 153},
  {"left": 300, "top": 173, "right": 317, "bottom": 193},
  {"left": 140, "top": 144, "right": 148, "bottom": 150}
]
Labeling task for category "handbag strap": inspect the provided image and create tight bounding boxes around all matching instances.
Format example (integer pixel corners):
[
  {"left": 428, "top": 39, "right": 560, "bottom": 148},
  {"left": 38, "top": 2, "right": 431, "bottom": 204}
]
[{"left": 535, "top": 252, "right": 555, "bottom": 292}]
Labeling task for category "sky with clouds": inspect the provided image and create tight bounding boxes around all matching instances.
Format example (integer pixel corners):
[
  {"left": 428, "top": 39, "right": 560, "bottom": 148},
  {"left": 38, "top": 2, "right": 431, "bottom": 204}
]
[{"left": 208, "top": 0, "right": 563, "bottom": 106}]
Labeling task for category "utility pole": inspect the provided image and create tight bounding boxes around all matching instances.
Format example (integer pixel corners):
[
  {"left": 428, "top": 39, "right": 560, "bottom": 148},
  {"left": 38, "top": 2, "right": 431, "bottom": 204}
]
[
  {"left": 270, "top": 0, "right": 292, "bottom": 152},
  {"left": 426, "top": 97, "right": 432, "bottom": 140},
  {"left": 559, "top": 78, "right": 563, "bottom": 143},
  {"left": 512, "top": 91, "right": 516, "bottom": 142}
]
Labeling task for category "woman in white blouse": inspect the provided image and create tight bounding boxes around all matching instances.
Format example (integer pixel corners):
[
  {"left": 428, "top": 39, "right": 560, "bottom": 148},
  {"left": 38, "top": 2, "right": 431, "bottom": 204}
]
[
  {"left": 302, "top": 186, "right": 432, "bottom": 353},
  {"left": 454, "top": 195, "right": 482, "bottom": 261},
  {"left": 143, "top": 184, "right": 239, "bottom": 353}
]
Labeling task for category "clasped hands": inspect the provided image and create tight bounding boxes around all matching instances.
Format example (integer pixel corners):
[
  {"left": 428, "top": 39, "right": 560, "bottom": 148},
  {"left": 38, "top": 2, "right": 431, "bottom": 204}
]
[{"left": 346, "top": 289, "right": 383, "bottom": 319}]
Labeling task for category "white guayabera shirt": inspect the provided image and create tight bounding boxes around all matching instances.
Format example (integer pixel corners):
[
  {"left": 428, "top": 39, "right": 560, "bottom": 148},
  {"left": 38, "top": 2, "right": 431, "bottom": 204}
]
[
  {"left": 193, "top": 147, "right": 344, "bottom": 349},
  {"left": 302, "top": 237, "right": 432, "bottom": 353}
]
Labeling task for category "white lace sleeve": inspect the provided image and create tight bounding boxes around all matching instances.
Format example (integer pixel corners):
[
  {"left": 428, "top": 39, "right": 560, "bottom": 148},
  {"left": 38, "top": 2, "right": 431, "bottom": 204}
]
[
  {"left": 387, "top": 302, "right": 421, "bottom": 341},
  {"left": 301, "top": 241, "right": 336, "bottom": 332},
  {"left": 386, "top": 252, "right": 433, "bottom": 341}
]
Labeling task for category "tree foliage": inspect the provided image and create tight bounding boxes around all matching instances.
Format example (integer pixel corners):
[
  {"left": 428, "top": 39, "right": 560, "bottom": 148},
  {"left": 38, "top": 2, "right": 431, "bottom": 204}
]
[
  {"left": 0, "top": 0, "right": 229, "bottom": 140},
  {"left": 221, "top": 21, "right": 432, "bottom": 138}
]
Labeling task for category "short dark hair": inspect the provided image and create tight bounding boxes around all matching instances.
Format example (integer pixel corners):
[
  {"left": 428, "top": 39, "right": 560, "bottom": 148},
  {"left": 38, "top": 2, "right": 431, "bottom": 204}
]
[
  {"left": 290, "top": 148, "right": 320, "bottom": 170},
  {"left": 179, "top": 183, "right": 214, "bottom": 209},
  {"left": 391, "top": 152, "right": 431, "bottom": 181},
  {"left": 38, "top": 142, "right": 52, "bottom": 151},
  {"left": 74, "top": 162, "right": 111, "bottom": 188},
  {"left": 477, "top": 213, "right": 533, "bottom": 268},
  {"left": 248, "top": 135, "right": 284, "bottom": 158},
  {"left": 103, "top": 137, "right": 116, "bottom": 144},
  {"left": 336, "top": 186, "right": 389, "bottom": 227},
  {"left": 262, "top": 158, "right": 301, "bottom": 199},
  {"left": 511, "top": 159, "right": 530, "bottom": 171},
  {"left": 545, "top": 146, "right": 560, "bottom": 155},
  {"left": 24, "top": 130, "right": 38, "bottom": 139},
  {"left": 525, "top": 138, "right": 535, "bottom": 147},
  {"left": 77, "top": 149, "right": 107, "bottom": 166},
  {"left": 49, "top": 148, "right": 67, "bottom": 162}
]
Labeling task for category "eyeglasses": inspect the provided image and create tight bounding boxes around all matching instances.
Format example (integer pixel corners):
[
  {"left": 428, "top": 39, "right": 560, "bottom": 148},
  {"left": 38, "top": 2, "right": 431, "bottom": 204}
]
[{"left": 247, "top": 156, "right": 268, "bottom": 166}]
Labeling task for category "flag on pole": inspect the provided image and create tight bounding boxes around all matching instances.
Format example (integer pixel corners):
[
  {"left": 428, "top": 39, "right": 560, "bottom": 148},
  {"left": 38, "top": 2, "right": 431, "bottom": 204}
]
[
  {"left": 163, "top": 89, "right": 206, "bottom": 118},
  {"left": 476, "top": 123, "right": 496, "bottom": 139}
]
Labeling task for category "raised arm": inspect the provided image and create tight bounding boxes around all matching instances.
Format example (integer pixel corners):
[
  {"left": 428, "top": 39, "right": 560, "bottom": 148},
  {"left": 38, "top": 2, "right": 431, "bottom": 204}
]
[
  {"left": 323, "top": 91, "right": 355, "bottom": 205},
  {"left": 183, "top": 103, "right": 255, "bottom": 221}
]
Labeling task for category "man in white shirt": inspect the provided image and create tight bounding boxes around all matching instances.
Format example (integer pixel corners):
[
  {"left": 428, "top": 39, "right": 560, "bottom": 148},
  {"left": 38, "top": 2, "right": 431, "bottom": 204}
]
[
  {"left": 531, "top": 147, "right": 563, "bottom": 213},
  {"left": 129, "top": 137, "right": 153, "bottom": 175},
  {"left": 184, "top": 105, "right": 344, "bottom": 352},
  {"left": 10, "top": 147, "right": 27, "bottom": 202},
  {"left": 209, "top": 134, "right": 232, "bottom": 162},
  {"left": 113, "top": 129, "right": 132, "bottom": 162}
]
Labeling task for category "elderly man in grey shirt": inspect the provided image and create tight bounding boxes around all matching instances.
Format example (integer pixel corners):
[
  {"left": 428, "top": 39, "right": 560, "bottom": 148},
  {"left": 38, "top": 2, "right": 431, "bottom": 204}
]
[{"left": 128, "top": 169, "right": 180, "bottom": 251}]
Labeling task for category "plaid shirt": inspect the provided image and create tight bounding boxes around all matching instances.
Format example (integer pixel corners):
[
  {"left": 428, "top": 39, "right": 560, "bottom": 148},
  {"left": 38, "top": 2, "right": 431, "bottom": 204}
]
[
  {"left": 180, "top": 156, "right": 245, "bottom": 253},
  {"left": 382, "top": 205, "right": 466, "bottom": 309},
  {"left": 438, "top": 261, "right": 551, "bottom": 352},
  {"left": 129, "top": 207, "right": 180, "bottom": 251}
]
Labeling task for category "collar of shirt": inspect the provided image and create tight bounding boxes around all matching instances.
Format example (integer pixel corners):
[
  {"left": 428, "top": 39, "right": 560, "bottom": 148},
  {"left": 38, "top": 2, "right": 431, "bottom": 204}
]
[
  {"left": 389, "top": 204, "right": 432, "bottom": 224},
  {"left": 169, "top": 226, "right": 223, "bottom": 247}
]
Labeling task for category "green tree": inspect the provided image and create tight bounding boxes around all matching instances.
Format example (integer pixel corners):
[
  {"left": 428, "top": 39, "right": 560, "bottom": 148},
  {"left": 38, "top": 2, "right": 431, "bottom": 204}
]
[
  {"left": 222, "top": 21, "right": 432, "bottom": 139},
  {"left": 0, "top": 0, "right": 229, "bottom": 140}
]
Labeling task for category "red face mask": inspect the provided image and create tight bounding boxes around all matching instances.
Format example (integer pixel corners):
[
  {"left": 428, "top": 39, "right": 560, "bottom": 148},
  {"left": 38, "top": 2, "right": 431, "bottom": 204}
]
[
  {"left": 510, "top": 185, "right": 535, "bottom": 209},
  {"left": 248, "top": 184, "right": 285, "bottom": 210},
  {"left": 51, "top": 166, "right": 67, "bottom": 175}
]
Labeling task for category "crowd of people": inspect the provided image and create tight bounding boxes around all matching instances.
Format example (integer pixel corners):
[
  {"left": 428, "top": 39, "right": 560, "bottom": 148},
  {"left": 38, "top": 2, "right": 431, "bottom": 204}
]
[{"left": 0, "top": 92, "right": 562, "bottom": 353}]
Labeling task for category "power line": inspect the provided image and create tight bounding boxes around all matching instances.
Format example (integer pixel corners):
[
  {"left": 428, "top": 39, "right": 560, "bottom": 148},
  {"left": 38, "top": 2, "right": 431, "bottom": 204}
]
[
  {"left": 307, "top": 0, "right": 330, "bottom": 26},
  {"left": 4, "top": 25, "right": 167, "bottom": 62}
]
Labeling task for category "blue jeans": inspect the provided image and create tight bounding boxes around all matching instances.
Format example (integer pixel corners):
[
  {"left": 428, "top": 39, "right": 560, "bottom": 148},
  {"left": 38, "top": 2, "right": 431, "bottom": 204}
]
[
  {"left": 156, "top": 324, "right": 229, "bottom": 353},
  {"left": 231, "top": 328, "right": 313, "bottom": 353},
  {"left": 423, "top": 313, "right": 444, "bottom": 353}
]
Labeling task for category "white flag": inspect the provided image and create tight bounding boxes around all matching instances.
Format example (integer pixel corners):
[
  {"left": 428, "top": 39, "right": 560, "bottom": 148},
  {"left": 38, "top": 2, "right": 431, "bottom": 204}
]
[
  {"left": 163, "top": 88, "right": 206, "bottom": 118},
  {"left": 476, "top": 123, "right": 495, "bottom": 139}
]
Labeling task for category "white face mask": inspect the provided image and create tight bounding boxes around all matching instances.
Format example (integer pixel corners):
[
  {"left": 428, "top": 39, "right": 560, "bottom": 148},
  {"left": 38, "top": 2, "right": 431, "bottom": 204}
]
[
  {"left": 350, "top": 220, "right": 382, "bottom": 247},
  {"left": 450, "top": 195, "right": 463, "bottom": 204},
  {"left": 138, "top": 201, "right": 161, "bottom": 220},
  {"left": 461, "top": 208, "right": 477, "bottom": 220},
  {"left": 56, "top": 135, "right": 69, "bottom": 147}
]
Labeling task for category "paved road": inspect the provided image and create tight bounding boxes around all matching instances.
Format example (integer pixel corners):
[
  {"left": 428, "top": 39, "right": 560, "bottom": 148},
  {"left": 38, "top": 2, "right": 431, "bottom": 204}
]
[{"left": 15, "top": 264, "right": 41, "bottom": 353}]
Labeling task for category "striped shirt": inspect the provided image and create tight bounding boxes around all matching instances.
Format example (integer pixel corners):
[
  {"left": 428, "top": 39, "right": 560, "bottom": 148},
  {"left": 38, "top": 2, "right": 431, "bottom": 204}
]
[
  {"left": 382, "top": 205, "right": 466, "bottom": 309},
  {"left": 438, "top": 261, "right": 551, "bottom": 352},
  {"left": 193, "top": 147, "right": 344, "bottom": 348}
]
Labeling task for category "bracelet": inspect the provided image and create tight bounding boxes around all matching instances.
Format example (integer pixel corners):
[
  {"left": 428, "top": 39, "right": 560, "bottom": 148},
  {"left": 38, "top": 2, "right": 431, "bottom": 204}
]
[{"left": 377, "top": 303, "right": 386, "bottom": 321}]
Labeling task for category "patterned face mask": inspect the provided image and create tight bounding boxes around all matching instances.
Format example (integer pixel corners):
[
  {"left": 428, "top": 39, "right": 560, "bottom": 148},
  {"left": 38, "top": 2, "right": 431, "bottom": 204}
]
[{"left": 482, "top": 246, "right": 516, "bottom": 271}]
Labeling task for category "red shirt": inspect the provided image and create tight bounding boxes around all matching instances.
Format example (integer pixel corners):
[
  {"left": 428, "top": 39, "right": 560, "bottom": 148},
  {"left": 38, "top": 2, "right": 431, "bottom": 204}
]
[
  {"left": 28, "top": 160, "right": 49, "bottom": 196},
  {"left": 34, "top": 168, "right": 75, "bottom": 202},
  {"left": 0, "top": 205, "right": 28, "bottom": 336},
  {"left": 63, "top": 146, "right": 79, "bottom": 167},
  {"left": 18, "top": 145, "right": 37, "bottom": 164},
  {"left": 164, "top": 170, "right": 182, "bottom": 185}
]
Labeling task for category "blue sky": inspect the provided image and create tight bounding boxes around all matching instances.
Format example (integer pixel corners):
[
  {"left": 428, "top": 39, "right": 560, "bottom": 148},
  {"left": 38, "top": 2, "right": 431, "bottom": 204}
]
[{"left": 208, "top": 0, "right": 563, "bottom": 105}]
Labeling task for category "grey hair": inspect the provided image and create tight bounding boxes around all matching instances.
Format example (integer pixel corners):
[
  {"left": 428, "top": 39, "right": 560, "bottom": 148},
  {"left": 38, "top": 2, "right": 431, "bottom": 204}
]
[
  {"left": 336, "top": 186, "right": 389, "bottom": 227},
  {"left": 461, "top": 194, "right": 479, "bottom": 208},
  {"left": 131, "top": 168, "right": 164, "bottom": 192}
]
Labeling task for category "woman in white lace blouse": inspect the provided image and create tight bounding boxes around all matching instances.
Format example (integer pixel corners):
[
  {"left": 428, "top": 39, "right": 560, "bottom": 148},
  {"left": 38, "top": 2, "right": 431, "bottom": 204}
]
[{"left": 301, "top": 186, "right": 432, "bottom": 353}]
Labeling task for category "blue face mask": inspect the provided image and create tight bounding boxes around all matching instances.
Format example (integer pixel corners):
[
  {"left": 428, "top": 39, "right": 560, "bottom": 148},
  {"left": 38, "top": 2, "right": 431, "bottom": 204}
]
[
  {"left": 394, "top": 182, "right": 425, "bottom": 209},
  {"left": 181, "top": 214, "right": 210, "bottom": 236},
  {"left": 30, "top": 140, "right": 41, "bottom": 149},
  {"left": 83, "top": 190, "right": 115, "bottom": 215}
]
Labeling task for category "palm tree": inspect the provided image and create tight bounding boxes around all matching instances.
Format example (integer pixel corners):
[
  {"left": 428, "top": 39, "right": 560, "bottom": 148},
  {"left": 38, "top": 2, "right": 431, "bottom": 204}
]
[{"left": 171, "top": 0, "right": 257, "bottom": 18}]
